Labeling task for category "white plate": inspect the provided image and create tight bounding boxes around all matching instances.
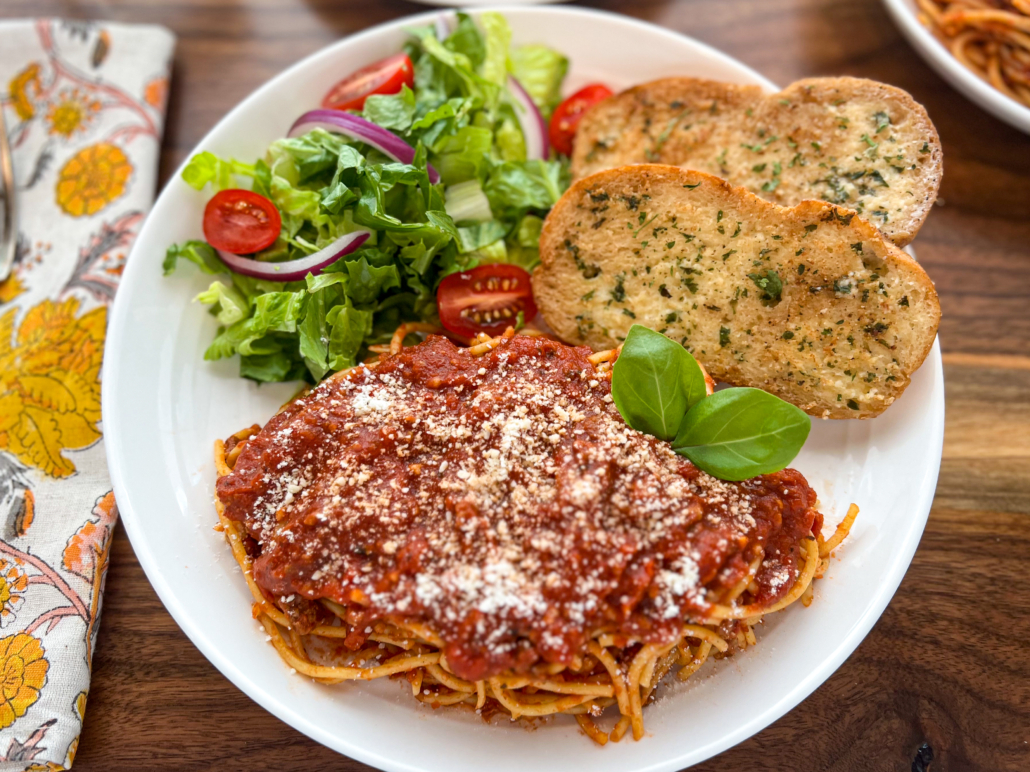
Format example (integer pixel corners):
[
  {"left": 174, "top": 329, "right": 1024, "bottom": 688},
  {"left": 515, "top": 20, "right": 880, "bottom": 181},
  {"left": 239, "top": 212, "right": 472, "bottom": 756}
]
[
  {"left": 882, "top": 0, "right": 1030, "bottom": 134},
  {"left": 103, "top": 7, "right": 944, "bottom": 771}
]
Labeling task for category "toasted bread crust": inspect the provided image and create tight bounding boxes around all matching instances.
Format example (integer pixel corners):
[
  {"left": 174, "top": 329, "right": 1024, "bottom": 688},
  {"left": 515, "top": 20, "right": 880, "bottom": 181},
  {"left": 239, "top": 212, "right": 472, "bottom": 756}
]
[
  {"left": 534, "top": 165, "right": 941, "bottom": 419},
  {"left": 571, "top": 76, "right": 943, "bottom": 246}
]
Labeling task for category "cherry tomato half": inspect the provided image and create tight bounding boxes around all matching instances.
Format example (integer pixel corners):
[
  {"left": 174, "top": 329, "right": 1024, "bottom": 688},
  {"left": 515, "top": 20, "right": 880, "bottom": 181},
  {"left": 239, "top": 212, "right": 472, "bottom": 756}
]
[
  {"left": 202, "top": 189, "right": 282, "bottom": 255},
  {"left": 322, "top": 53, "right": 415, "bottom": 112},
  {"left": 437, "top": 264, "right": 537, "bottom": 338},
  {"left": 549, "top": 83, "right": 614, "bottom": 156}
]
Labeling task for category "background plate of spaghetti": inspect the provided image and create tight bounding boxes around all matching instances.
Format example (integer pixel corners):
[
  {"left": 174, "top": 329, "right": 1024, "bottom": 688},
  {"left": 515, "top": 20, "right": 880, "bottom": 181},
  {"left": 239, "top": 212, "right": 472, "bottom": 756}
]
[
  {"left": 882, "top": 0, "right": 1030, "bottom": 133},
  {"left": 102, "top": 6, "right": 945, "bottom": 771}
]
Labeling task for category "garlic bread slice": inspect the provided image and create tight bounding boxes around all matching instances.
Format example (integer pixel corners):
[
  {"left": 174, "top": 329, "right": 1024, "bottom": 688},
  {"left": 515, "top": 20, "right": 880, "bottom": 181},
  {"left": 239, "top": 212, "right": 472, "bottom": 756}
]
[
  {"left": 533, "top": 165, "right": 941, "bottom": 419},
  {"left": 571, "top": 77, "right": 942, "bottom": 246}
]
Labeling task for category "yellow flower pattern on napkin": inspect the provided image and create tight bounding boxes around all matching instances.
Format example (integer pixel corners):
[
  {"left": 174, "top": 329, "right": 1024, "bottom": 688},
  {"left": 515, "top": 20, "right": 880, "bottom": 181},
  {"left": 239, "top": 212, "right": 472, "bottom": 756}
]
[
  {"left": 0, "top": 299, "right": 104, "bottom": 479},
  {"left": 46, "top": 89, "right": 101, "bottom": 140},
  {"left": 8, "top": 63, "right": 41, "bottom": 121},
  {"left": 55, "top": 144, "right": 133, "bottom": 218},
  {"left": 0, "top": 635, "right": 48, "bottom": 730}
]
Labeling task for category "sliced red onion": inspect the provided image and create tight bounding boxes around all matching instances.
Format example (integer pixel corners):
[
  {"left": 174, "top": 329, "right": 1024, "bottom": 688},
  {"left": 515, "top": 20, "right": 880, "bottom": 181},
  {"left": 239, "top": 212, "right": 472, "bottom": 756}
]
[
  {"left": 217, "top": 230, "right": 371, "bottom": 282},
  {"left": 288, "top": 110, "right": 440, "bottom": 184},
  {"left": 507, "top": 76, "right": 549, "bottom": 161},
  {"left": 434, "top": 13, "right": 453, "bottom": 40}
]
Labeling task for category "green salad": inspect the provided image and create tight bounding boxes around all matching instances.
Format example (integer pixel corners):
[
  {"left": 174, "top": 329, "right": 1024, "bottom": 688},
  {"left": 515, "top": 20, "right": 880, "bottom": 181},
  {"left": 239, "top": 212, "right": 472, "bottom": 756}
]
[{"left": 164, "top": 12, "right": 569, "bottom": 383}]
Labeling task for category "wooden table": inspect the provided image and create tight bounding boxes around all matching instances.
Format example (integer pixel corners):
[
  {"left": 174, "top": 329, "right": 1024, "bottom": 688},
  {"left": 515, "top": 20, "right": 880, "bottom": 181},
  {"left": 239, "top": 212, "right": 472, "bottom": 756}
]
[{"left": 8, "top": 0, "right": 1028, "bottom": 768}]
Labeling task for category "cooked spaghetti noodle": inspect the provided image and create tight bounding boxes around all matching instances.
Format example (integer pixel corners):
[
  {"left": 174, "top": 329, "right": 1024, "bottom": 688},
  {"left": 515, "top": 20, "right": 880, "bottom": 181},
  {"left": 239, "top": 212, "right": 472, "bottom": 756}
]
[
  {"left": 213, "top": 327, "right": 855, "bottom": 745},
  {"left": 918, "top": 0, "right": 1030, "bottom": 108}
]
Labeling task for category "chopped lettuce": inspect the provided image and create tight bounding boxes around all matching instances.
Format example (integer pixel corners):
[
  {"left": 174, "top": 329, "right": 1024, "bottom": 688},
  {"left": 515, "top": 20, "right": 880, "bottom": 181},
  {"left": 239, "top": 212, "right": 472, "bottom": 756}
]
[
  {"left": 479, "top": 12, "right": 512, "bottom": 88},
  {"left": 163, "top": 240, "right": 225, "bottom": 276},
  {"left": 180, "top": 152, "right": 256, "bottom": 192},
  {"left": 166, "top": 12, "right": 570, "bottom": 383},
  {"left": 510, "top": 45, "right": 569, "bottom": 119}
]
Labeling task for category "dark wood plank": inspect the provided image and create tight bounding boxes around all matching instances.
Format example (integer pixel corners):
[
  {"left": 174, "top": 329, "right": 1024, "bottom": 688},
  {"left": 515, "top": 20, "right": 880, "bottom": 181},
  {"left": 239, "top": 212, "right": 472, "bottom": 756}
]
[{"left": 2, "top": 0, "right": 1026, "bottom": 769}]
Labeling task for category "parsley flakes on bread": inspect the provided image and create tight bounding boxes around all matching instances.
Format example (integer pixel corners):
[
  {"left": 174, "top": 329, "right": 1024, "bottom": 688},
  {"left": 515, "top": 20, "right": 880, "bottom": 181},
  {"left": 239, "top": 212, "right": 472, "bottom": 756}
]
[
  {"left": 571, "top": 76, "right": 943, "bottom": 246},
  {"left": 532, "top": 165, "right": 941, "bottom": 419}
]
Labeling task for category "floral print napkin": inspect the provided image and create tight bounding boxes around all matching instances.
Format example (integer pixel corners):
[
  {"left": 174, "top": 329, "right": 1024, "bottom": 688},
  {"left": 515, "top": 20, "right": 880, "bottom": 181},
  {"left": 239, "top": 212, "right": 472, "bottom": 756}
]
[{"left": 0, "top": 19, "right": 174, "bottom": 770}]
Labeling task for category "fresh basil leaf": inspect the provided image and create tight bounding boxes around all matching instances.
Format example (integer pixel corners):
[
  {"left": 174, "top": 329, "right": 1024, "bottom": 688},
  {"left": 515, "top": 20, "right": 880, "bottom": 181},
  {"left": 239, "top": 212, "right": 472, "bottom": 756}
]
[
  {"left": 611, "top": 325, "right": 708, "bottom": 442},
  {"left": 672, "top": 388, "right": 811, "bottom": 481}
]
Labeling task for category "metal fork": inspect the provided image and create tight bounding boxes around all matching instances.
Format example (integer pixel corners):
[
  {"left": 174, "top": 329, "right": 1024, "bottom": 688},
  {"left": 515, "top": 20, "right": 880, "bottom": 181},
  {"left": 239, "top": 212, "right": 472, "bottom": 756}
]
[{"left": 0, "top": 106, "right": 17, "bottom": 283}]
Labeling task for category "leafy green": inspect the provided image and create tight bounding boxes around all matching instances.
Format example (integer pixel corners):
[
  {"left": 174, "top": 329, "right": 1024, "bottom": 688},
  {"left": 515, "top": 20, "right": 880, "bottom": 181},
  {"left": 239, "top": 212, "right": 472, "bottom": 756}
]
[
  {"left": 362, "top": 85, "right": 417, "bottom": 132},
  {"left": 502, "top": 214, "right": 543, "bottom": 270},
  {"left": 326, "top": 301, "right": 372, "bottom": 371},
  {"left": 479, "top": 13, "right": 511, "bottom": 87},
  {"left": 510, "top": 44, "right": 569, "bottom": 119},
  {"left": 297, "top": 285, "right": 337, "bottom": 380},
  {"left": 344, "top": 258, "right": 401, "bottom": 304},
  {"left": 166, "top": 12, "right": 570, "bottom": 384},
  {"left": 240, "top": 351, "right": 305, "bottom": 382},
  {"left": 163, "top": 241, "right": 225, "bottom": 276},
  {"left": 457, "top": 221, "right": 508, "bottom": 253},
  {"left": 672, "top": 388, "right": 811, "bottom": 481},
  {"left": 180, "top": 152, "right": 255, "bottom": 191},
  {"left": 195, "top": 281, "right": 248, "bottom": 325},
  {"left": 433, "top": 126, "right": 494, "bottom": 184},
  {"left": 445, "top": 179, "right": 494, "bottom": 223},
  {"left": 485, "top": 160, "right": 569, "bottom": 221},
  {"left": 611, "top": 324, "right": 811, "bottom": 480},
  {"left": 611, "top": 325, "right": 708, "bottom": 441}
]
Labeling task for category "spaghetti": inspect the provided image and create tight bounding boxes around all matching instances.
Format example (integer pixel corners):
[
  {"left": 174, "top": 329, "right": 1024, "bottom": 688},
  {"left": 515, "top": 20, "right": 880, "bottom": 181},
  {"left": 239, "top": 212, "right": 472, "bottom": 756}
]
[
  {"left": 213, "top": 327, "right": 856, "bottom": 745},
  {"left": 918, "top": 0, "right": 1030, "bottom": 107}
]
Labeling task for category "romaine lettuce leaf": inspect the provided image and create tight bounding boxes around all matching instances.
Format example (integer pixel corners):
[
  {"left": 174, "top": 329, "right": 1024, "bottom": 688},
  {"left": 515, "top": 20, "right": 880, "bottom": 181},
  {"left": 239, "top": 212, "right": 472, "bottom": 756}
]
[
  {"left": 485, "top": 159, "right": 569, "bottom": 221},
  {"left": 510, "top": 44, "right": 569, "bottom": 119},
  {"left": 479, "top": 13, "right": 511, "bottom": 88},
  {"left": 433, "top": 126, "right": 493, "bottom": 184},
  {"left": 363, "top": 85, "right": 417, "bottom": 132},
  {"left": 180, "top": 151, "right": 256, "bottom": 191},
  {"left": 163, "top": 240, "right": 226, "bottom": 276},
  {"left": 195, "top": 281, "right": 248, "bottom": 325}
]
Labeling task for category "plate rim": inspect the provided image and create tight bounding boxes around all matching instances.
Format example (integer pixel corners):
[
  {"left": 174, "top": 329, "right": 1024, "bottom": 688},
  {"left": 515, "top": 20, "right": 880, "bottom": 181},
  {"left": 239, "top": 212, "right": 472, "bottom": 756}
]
[
  {"left": 881, "top": 0, "right": 1030, "bottom": 134},
  {"left": 103, "top": 6, "right": 946, "bottom": 770}
]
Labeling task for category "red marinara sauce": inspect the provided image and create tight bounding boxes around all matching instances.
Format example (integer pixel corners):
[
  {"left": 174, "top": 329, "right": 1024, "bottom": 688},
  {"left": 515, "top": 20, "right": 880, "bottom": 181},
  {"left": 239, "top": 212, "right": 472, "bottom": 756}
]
[{"left": 217, "top": 335, "right": 823, "bottom": 681}]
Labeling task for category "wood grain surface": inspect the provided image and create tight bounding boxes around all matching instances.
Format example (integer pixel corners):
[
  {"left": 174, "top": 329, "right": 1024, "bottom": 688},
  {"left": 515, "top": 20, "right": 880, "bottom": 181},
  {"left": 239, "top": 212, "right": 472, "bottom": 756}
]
[{"left": 4, "top": 0, "right": 1028, "bottom": 769}]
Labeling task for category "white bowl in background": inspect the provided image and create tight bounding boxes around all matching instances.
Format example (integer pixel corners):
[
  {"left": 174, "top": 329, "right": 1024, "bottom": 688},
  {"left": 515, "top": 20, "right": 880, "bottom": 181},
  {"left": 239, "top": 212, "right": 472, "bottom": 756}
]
[{"left": 882, "top": 0, "right": 1030, "bottom": 133}]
